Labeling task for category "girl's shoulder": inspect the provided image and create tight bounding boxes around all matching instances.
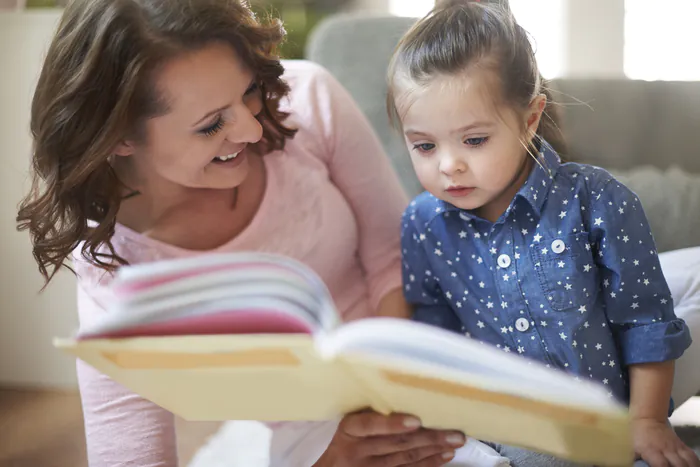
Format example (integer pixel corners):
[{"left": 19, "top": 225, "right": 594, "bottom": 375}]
[
  {"left": 556, "top": 160, "right": 632, "bottom": 197},
  {"left": 402, "top": 191, "right": 447, "bottom": 227}
]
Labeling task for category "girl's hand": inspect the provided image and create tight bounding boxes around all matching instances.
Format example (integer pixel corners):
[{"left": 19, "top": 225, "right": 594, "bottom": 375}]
[
  {"left": 633, "top": 418, "right": 700, "bottom": 467},
  {"left": 313, "top": 410, "right": 466, "bottom": 467}
]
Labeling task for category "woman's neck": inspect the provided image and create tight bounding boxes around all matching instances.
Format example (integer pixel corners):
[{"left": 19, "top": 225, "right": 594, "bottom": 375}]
[{"left": 115, "top": 154, "right": 267, "bottom": 249}]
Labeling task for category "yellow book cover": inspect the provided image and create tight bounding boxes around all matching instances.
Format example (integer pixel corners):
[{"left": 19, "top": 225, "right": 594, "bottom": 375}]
[{"left": 54, "top": 253, "right": 633, "bottom": 467}]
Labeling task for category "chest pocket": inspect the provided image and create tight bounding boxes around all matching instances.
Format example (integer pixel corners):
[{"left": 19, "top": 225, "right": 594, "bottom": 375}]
[{"left": 529, "top": 232, "right": 599, "bottom": 312}]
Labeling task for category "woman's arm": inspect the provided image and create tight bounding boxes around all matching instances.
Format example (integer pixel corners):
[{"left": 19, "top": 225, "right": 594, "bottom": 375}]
[
  {"left": 376, "top": 287, "right": 412, "bottom": 319},
  {"left": 76, "top": 280, "right": 178, "bottom": 467},
  {"left": 303, "top": 62, "right": 410, "bottom": 314}
]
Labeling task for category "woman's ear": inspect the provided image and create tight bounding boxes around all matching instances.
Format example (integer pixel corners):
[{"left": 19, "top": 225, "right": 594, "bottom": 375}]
[
  {"left": 113, "top": 140, "right": 136, "bottom": 157},
  {"left": 524, "top": 93, "right": 547, "bottom": 138}
]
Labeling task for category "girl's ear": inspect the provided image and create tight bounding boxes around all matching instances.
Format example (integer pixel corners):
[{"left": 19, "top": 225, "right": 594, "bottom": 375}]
[{"left": 524, "top": 93, "right": 547, "bottom": 140}]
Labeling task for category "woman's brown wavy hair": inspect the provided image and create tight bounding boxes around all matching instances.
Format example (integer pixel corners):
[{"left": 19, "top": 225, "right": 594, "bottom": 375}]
[{"left": 17, "top": 0, "right": 297, "bottom": 286}]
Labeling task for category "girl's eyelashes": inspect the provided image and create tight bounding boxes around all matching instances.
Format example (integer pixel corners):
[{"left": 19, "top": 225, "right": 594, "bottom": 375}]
[
  {"left": 198, "top": 116, "right": 225, "bottom": 137},
  {"left": 412, "top": 142, "right": 436, "bottom": 153},
  {"left": 465, "top": 136, "right": 489, "bottom": 147},
  {"left": 411, "top": 136, "right": 490, "bottom": 153}
]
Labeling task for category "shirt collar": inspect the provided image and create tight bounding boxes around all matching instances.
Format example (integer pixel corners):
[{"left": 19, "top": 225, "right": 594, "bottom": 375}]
[
  {"left": 514, "top": 140, "right": 561, "bottom": 215},
  {"left": 438, "top": 140, "right": 561, "bottom": 223}
]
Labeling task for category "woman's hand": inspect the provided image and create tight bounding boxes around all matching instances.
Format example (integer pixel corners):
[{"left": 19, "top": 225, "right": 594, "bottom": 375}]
[{"left": 313, "top": 410, "right": 466, "bottom": 467}]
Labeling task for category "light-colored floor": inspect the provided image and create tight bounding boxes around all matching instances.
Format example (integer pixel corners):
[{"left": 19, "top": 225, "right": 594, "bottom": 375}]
[
  {"left": 0, "top": 387, "right": 221, "bottom": 467},
  {"left": 2, "top": 387, "right": 700, "bottom": 467}
]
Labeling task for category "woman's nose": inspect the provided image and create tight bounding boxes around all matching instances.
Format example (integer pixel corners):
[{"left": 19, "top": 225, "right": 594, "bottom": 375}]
[{"left": 226, "top": 104, "right": 263, "bottom": 145}]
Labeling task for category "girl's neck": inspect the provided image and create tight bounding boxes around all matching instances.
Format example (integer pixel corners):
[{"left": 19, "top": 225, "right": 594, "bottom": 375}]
[{"left": 474, "top": 154, "right": 534, "bottom": 223}]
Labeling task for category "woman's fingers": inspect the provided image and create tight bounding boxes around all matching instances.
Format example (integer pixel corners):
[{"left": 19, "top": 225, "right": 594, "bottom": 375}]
[
  {"left": 362, "top": 429, "right": 466, "bottom": 456},
  {"left": 372, "top": 445, "right": 456, "bottom": 467},
  {"left": 341, "top": 411, "right": 423, "bottom": 437}
]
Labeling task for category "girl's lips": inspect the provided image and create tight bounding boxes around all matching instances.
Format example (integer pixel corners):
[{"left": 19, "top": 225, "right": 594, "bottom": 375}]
[{"left": 446, "top": 187, "right": 475, "bottom": 197}]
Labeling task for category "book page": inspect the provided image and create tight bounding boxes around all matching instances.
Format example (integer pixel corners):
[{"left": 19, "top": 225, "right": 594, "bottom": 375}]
[
  {"left": 55, "top": 334, "right": 371, "bottom": 422},
  {"left": 318, "top": 318, "right": 621, "bottom": 411},
  {"left": 317, "top": 318, "right": 632, "bottom": 466},
  {"left": 79, "top": 253, "right": 342, "bottom": 338}
]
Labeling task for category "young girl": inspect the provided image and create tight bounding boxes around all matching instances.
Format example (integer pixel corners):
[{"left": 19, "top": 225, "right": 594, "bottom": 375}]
[{"left": 389, "top": 1, "right": 698, "bottom": 466}]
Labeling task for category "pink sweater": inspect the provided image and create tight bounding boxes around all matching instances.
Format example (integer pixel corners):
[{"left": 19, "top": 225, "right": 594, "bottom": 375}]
[{"left": 72, "top": 60, "right": 409, "bottom": 466}]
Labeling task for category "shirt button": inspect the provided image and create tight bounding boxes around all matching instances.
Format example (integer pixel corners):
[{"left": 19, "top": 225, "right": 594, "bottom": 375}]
[
  {"left": 551, "top": 239, "right": 566, "bottom": 254},
  {"left": 515, "top": 317, "right": 530, "bottom": 332},
  {"left": 497, "top": 254, "right": 511, "bottom": 268}
]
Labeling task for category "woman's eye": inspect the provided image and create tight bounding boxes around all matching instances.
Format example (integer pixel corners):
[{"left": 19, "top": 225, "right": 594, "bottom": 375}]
[
  {"left": 244, "top": 82, "right": 260, "bottom": 96},
  {"left": 465, "top": 136, "right": 488, "bottom": 147},
  {"left": 412, "top": 143, "right": 436, "bottom": 153},
  {"left": 198, "top": 117, "right": 224, "bottom": 137}
]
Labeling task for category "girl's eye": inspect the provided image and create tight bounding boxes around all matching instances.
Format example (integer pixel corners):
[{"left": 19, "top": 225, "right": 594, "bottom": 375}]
[
  {"left": 412, "top": 143, "right": 436, "bottom": 153},
  {"left": 465, "top": 136, "right": 489, "bottom": 147},
  {"left": 198, "top": 116, "right": 224, "bottom": 137}
]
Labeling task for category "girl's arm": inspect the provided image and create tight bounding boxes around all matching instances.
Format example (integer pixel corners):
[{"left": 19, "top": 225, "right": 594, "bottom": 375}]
[
  {"left": 585, "top": 171, "right": 698, "bottom": 464},
  {"left": 628, "top": 361, "right": 675, "bottom": 422},
  {"left": 586, "top": 172, "right": 691, "bottom": 369}
]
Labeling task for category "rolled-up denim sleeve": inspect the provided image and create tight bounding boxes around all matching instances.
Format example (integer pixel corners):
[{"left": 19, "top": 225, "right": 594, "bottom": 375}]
[{"left": 587, "top": 174, "right": 692, "bottom": 365}]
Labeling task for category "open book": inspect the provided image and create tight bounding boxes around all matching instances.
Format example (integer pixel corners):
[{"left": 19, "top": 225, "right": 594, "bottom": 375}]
[{"left": 54, "top": 253, "right": 633, "bottom": 466}]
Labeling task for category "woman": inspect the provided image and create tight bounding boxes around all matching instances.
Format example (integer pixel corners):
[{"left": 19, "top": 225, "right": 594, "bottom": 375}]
[{"left": 16, "top": 0, "right": 466, "bottom": 465}]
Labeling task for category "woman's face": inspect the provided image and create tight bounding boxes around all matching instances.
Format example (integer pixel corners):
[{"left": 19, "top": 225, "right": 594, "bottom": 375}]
[{"left": 116, "top": 42, "right": 264, "bottom": 194}]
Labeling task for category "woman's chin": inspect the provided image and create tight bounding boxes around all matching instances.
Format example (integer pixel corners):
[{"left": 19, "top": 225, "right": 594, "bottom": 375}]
[{"left": 203, "top": 159, "right": 250, "bottom": 189}]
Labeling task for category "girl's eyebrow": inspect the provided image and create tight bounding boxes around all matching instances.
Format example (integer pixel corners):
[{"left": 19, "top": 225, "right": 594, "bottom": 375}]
[{"left": 404, "top": 121, "right": 495, "bottom": 137}]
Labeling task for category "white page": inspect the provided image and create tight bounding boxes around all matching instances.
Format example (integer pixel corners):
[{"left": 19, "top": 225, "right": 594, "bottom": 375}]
[
  {"left": 318, "top": 318, "right": 622, "bottom": 411},
  {"left": 85, "top": 252, "right": 342, "bottom": 335},
  {"left": 80, "top": 296, "right": 323, "bottom": 337}
]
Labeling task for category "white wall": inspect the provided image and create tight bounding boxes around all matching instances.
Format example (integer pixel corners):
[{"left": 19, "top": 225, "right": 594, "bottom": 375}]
[
  {"left": 0, "top": 10, "right": 79, "bottom": 389},
  {"left": 564, "top": 0, "right": 625, "bottom": 78},
  {"left": 353, "top": 0, "right": 627, "bottom": 79}
]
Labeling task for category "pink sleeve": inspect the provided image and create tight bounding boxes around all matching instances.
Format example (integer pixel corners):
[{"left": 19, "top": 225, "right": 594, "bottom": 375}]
[
  {"left": 303, "top": 63, "right": 409, "bottom": 309},
  {"left": 76, "top": 275, "right": 178, "bottom": 467}
]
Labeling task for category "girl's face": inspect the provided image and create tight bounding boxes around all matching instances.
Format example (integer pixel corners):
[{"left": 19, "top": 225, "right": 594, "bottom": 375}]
[
  {"left": 397, "top": 70, "right": 545, "bottom": 223},
  {"left": 114, "top": 42, "right": 264, "bottom": 196}
]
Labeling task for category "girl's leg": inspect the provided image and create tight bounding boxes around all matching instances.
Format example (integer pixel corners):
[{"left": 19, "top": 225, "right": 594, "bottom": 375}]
[
  {"left": 488, "top": 443, "right": 652, "bottom": 467},
  {"left": 488, "top": 444, "right": 590, "bottom": 467}
]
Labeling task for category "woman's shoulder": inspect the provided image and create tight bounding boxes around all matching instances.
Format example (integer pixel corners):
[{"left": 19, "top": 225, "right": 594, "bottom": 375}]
[
  {"left": 280, "top": 59, "right": 338, "bottom": 95},
  {"left": 71, "top": 225, "right": 170, "bottom": 289},
  {"left": 278, "top": 59, "right": 351, "bottom": 131},
  {"left": 275, "top": 60, "right": 348, "bottom": 163}
]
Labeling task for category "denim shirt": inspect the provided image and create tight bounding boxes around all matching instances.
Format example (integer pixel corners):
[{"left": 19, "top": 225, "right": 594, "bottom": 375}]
[{"left": 400, "top": 142, "right": 691, "bottom": 405}]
